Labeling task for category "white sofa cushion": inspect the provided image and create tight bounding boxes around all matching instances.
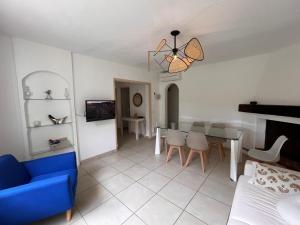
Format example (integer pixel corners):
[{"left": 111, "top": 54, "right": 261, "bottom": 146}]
[
  {"left": 228, "top": 175, "right": 286, "bottom": 225},
  {"left": 276, "top": 194, "right": 300, "bottom": 225},
  {"left": 248, "top": 162, "right": 300, "bottom": 194}
]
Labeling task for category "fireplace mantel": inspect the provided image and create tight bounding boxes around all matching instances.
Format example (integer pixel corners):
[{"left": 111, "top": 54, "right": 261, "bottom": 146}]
[{"left": 238, "top": 104, "right": 300, "bottom": 118}]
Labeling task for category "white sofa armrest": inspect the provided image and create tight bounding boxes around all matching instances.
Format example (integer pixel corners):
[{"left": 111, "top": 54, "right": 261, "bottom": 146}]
[{"left": 244, "top": 160, "right": 255, "bottom": 177}]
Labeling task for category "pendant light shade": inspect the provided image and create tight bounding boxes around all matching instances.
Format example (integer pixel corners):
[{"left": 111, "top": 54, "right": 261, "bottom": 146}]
[
  {"left": 184, "top": 38, "right": 204, "bottom": 61},
  {"left": 168, "top": 57, "right": 188, "bottom": 73},
  {"left": 148, "top": 30, "right": 204, "bottom": 74}
]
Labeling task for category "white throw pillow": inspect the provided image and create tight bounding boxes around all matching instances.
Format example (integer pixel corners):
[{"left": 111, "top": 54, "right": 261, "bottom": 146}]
[
  {"left": 277, "top": 194, "right": 300, "bottom": 225},
  {"left": 248, "top": 162, "right": 300, "bottom": 194}
]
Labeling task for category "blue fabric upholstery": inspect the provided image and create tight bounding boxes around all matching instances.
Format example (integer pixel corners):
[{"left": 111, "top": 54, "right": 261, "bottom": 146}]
[
  {"left": 0, "top": 152, "right": 77, "bottom": 225},
  {"left": 0, "top": 155, "right": 31, "bottom": 190}
]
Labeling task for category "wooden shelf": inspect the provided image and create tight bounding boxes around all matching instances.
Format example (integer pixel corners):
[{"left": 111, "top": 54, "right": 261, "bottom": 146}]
[{"left": 27, "top": 122, "right": 72, "bottom": 129}]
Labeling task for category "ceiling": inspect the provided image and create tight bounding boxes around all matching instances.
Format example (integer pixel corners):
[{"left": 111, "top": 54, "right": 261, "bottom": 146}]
[{"left": 1, "top": 0, "right": 300, "bottom": 69}]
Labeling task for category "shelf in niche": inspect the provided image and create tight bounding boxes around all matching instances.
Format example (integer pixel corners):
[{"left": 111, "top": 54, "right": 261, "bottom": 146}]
[
  {"left": 24, "top": 98, "right": 71, "bottom": 101},
  {"left": 27, "top": 122, "right": 72, "bottom": 129}
]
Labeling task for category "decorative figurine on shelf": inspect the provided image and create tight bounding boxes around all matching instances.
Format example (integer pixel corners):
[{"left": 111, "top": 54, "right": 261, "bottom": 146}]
[
  {"left": 48, "top": 115, "right": 67, "bottom": 125},
  {"left": 64, "top": 88, "right": 70, "bottom": 99},
  {"left": 24, "top": 86, "right": 32, "bottom": 99},
  {"left": 45, "top": 90, "right": 53, "bottom": 100}
]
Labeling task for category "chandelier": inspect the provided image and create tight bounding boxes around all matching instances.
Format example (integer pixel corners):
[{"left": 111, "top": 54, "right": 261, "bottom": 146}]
[{"left": 148, "top": 30, "right": 204, "bottom": 74}]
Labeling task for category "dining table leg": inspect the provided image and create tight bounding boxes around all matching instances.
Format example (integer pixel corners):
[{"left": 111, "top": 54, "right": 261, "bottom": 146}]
[
  {"left": 230, "top": 136, "right": 242, "bottom": 182},
  {"left": 155, "top": 127, "right": 161, "bottom": 155}
]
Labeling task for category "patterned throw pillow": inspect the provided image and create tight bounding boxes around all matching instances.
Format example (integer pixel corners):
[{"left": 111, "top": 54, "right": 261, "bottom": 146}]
[{"left": 248, "top": 162, "right": 300, "bottom": 194}]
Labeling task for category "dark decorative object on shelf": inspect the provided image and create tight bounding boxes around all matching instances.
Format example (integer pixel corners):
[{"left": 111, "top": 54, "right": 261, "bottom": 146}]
[
  {"left": 49, "top": 139, "right": 60, "bottom": 145},
  {"left": 250, "top": 101, "right": 258, "bottom": 105},
  {"left": 45, "top": 90, "right": 53, "bottom": 100},
  {"left": 48, "top": 115, "right": 67, "bottom": 125}
]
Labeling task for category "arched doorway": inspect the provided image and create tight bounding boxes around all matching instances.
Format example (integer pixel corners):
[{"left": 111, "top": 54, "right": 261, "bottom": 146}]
[{"left": 166, "top": 84, "right": 179, "bottom": 129}]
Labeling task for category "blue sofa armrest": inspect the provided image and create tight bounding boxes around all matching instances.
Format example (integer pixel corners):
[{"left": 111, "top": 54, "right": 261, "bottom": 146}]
[
  {"left": 0, "top": 175, "right": 74, "bottom": 225},
  {"left": 23, "top": 152, "right": 77, "bottom": 177}
]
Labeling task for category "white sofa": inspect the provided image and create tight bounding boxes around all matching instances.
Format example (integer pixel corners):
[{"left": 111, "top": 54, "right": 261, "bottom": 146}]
[{"left": 227, "top": 161, "right": 287, "bottom": 225}]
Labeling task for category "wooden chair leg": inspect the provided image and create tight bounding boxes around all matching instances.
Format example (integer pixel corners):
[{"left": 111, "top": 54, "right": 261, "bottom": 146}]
[
  {"left": 218, "top": 144, "right": 224, "bottom": 161},
  {"left": 66, "top": 209, "right": 72, "bottom": 221},
  {"left": 166, "top": 146, "right": 174, "bottom": 163},
  {"left": 221, "top": 143, "right": 226, "bottom": 158},
  {"left": 203, "top": 151, "right": 209, "bottom": 163},
  {"left": 178, "top": 147, "right": 185, "bottom": 167},
  {"left": 185, "top": 149, "right": 195, "bottom": 167},
  {"left": 200, "top": 151, "right": 205, "bottom": 173}
]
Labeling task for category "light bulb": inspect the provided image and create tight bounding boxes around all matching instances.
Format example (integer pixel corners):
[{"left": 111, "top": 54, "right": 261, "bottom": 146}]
[{"left": 174, "top": 54, "right": 177, "bottom": 59}]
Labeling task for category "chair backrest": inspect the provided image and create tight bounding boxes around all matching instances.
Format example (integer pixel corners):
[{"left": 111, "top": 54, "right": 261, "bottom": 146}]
[
  {"left": 268, "top": 135, "right": 288, "bottom": 157},
  {"left": 0, "top": 155, "right": 31, "bottom": 190},
  {"left": 166, "top": 129, "right": 185, "bottom": 146},
  {"left": 211, "top": 123, "right": 226, "bottom": 128},
  {"left": 186, "top": 131, "right": 209, "bottom": 151}
]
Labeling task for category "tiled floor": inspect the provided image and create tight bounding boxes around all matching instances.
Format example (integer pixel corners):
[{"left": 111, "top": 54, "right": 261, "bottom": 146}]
[{"left": 33, "top": 134, "right": 237, "bottom": 225}]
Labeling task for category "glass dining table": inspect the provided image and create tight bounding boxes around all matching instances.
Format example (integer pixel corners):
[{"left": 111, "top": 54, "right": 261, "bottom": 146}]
[{"left": 154, "top": 122, "right": 243, "bottom": 182}]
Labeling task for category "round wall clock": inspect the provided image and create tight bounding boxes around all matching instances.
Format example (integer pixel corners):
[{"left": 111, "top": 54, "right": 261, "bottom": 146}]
[{"left": 133, "top": 93, "right": 143, "bottom": 107}]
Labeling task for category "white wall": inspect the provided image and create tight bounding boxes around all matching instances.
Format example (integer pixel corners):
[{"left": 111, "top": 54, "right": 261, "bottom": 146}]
[
  {"left": 0, "top": 35, "right": 25, "bottom": 160},
  {"left": 72, "top": 54, "right": 158, "bottom": 160},
  {"left": 159, "top": 42, "right": 300, "bottom": 149},
  {"left": 159, "top": 54, "right": 268, "bottom": 126},
  {"left": 255, "top": 43, "right": 300, "bottom": 105}
]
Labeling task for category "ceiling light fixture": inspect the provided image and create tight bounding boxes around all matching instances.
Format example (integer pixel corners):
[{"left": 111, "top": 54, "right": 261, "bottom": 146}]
[{"left": 148, "top": 30, "right": 204, "bottom": 74}]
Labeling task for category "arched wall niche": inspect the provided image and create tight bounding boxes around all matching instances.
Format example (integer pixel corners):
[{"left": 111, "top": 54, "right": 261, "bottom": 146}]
[{"left": 22, "top": 70, "right": 70, "bottom": 100}]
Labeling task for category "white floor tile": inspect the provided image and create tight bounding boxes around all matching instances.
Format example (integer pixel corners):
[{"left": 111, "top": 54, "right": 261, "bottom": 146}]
[
  {"left": 77, "top": 175, "right": 98, "bottom": 193},
  {"left": 199, "top": 178, "right": 235, "bottom": 205},
  {"left": 174, "top": 170, "right": 206, "bottom": 191},
  {"left": 70, "top": 218, "right": 87, "bottom": 225},
  {"left": 139, "top": 157, "right": 164, "bottom": 170},
  {"left": 138, "top": 171, "right": 171, "bottom": 192},
  {"left": 186, "top": 192, "right": 230, "bottom": 225},
  {"left": 116, "top": 183, "right": 154, "bottom": 212},
  {"left": 159, "top": 181, "right": 196, "bottom": 209},
  {"left": 76, "top": 184, "right": 112, "bottom": 215},
  {"left": 155, "top": 162, "right": 183, "bottom": 178},
  {"left": 128, "top": 152, "right": 149, "bottom": 163},
  {"left": 137, "top": 195, "right": 182, "bottom": 225},
  {"left": 90, "top": 166, "right": 119, "bottom": 182},
  {"left": 111, "top": 158, "right": 135, "bottom": 171},
  {"left": 123, "top": 165, "right": 150, "bottom": 181},
  {"left": 31, "top": 208, "right": 82, "bottom": 225},
  {"left": 101, "top": 173, "right": 135, "bottom": 195},
  {"left": 122, "top": 215, "right": 146, "bottom": 225},
  {"left": 174, "top": 212, "right": 206, "bottom": 225},
  {"left": 80, "top": 158, "right": 108, "bottom": 173},
  {"left": 84, "top": 198, "right": 132, "bottom": 225}
]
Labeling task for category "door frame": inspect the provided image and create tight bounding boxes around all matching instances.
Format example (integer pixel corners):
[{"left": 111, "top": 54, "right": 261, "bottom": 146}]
[{"left": 113, "top": 78, "right": 153, "bottom": 148}]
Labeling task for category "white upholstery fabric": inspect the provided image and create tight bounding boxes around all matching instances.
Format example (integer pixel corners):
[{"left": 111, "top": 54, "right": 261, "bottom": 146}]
[
  {"left": 277, "top": 194, "right": 300, "bottom": 225},
  {"left": 228, "top": 176, "right": 286, "bottom": 225}
]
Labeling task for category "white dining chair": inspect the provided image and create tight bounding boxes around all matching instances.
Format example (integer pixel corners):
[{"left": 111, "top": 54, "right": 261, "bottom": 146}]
[
  {"left": 185, "top": 131, "right": 209, "bottom": 173},
  {"left": 207, "top": 123, "right": 226, "bottom": 160},
  {"left": 248, "top": 135, "right": 288, "bottom": 163},
  {"left": 166, "top": 129, "right": 186, "bottom": 166}
]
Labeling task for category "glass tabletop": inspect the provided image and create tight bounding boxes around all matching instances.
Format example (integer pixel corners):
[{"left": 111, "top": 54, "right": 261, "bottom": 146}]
[{"left": 158, "top": 122, "right": 242, "bottom": 140}]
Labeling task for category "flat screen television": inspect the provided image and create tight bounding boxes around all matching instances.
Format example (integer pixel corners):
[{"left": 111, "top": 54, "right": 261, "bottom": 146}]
[{"left": 85, "top": 100, "right": 115, "bottom": 122}]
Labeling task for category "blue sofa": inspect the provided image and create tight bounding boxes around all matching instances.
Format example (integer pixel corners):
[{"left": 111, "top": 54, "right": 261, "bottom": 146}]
[{"left": 0, "top": 152, "right": 77, "bottom": 225}]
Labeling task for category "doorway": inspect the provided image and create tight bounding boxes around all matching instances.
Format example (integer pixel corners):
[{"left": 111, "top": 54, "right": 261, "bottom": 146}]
[
  {"left": 167, "top": 83, "right": 179, "bottom": 129},
  {"left": 114, "top": 79, "right": 152, "bottom": 148}
]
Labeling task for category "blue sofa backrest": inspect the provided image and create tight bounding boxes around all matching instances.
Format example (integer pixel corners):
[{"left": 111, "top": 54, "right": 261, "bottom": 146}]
[{"left": 0, "top": 155, "right": 31, "bottom": 190}]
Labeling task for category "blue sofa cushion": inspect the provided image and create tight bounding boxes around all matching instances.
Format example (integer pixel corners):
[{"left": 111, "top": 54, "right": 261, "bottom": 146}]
[
  {"left": 30, "top": 169, "right": 77, "bottom": 191},
  {"left": 0, "top": 155, "right": 31, "bottom": 190}
]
